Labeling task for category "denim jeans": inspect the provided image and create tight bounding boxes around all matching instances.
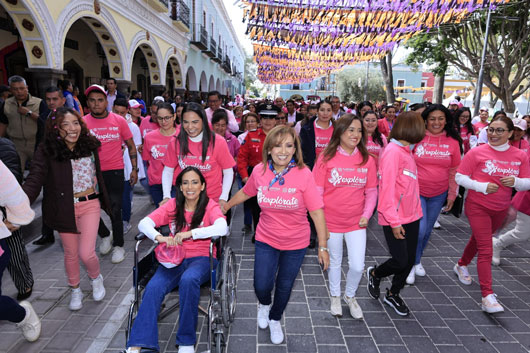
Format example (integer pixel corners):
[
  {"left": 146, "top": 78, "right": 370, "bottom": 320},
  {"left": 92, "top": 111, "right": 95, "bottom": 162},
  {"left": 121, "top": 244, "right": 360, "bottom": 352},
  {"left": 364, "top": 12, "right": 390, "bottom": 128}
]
[
  {"left": 149, "top": 184, "right": 176, "bottom": 208},
  {"left": 415, "top": 191, "right": 448, "bottom": 265},
  {"left": 127, "top": 256, "right": 213, "bottom": 351},
  {"left": 254, "top": 241, "right": 306, "bottom": 321},
  {"left": 0, "top": 239, "right": 26, "bottom": 323},
  {"left": 122, "top": 181, "right": 133, "bottom": 223}
]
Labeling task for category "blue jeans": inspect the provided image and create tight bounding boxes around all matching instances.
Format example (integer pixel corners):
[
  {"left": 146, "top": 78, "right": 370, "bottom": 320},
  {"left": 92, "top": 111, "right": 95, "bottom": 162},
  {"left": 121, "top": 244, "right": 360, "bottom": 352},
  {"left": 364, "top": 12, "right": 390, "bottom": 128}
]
[
  {"left": 127, "top": 256, "right": 213, "bottom": 351},
  {"left": 122, "top": 181, "right": 133, "bottom": 223},
  {"left": 415, "top": 191, "right": 448, "bottom": 265},
  {"left": 149, "top": 184, "right": 176, "bottom": 208},
  {"left": 254, "top": 241, "right": 306, "bottom": 321}
]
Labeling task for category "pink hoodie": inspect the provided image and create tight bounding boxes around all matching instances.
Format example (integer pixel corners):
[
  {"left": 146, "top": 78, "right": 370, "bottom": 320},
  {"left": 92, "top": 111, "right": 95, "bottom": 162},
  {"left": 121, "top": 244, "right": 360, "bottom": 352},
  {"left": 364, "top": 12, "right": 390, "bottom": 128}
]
[{"left": 378, "top": 141, "right": 423, "bottom": 228}]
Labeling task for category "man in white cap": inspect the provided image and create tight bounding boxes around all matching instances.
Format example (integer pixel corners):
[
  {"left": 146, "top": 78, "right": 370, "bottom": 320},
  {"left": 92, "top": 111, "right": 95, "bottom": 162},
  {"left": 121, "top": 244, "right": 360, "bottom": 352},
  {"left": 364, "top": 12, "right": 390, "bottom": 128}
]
[{"left": 83, "top": 85, "right": 137, "bottom": 264}]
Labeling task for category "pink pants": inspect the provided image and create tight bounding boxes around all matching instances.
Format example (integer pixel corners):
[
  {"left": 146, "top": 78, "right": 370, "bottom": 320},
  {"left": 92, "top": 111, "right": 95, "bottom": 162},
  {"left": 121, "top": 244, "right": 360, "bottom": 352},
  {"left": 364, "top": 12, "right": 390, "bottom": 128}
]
[
  {"left": 59, "top": 199, "right": 101, "bottom": 287},
  {"left": 458, "top": 200, "right": 509, "bottom": 297}
]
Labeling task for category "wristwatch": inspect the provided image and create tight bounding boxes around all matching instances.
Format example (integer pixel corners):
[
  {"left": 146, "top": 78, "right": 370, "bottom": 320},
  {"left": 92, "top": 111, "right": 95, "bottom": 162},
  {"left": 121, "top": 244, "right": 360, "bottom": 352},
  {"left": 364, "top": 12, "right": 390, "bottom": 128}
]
[
  {"left": 319, "top": 246, "right": 329, "bottom": 252},
  {"left": 26, "top": 110, "right": 33, "bottom": 117}
]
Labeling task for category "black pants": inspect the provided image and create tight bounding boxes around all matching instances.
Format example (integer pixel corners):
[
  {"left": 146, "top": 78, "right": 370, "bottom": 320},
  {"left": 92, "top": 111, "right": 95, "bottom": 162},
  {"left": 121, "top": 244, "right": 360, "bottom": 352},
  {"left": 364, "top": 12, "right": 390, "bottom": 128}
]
[
  {"left": 0, "top": 239, "right": 25, "bottom": 323},
  {"left": 98, "top": 169, "right": 125, "bottom": 247},
  {"left": 5, "top": 229, "right": 33, "bottom": 294},
  {"left": 374, "top": 220, "right": 420, "bottom": 295},
  {"left": 244, "top": 196, "right": 261, "bottom": 231}
]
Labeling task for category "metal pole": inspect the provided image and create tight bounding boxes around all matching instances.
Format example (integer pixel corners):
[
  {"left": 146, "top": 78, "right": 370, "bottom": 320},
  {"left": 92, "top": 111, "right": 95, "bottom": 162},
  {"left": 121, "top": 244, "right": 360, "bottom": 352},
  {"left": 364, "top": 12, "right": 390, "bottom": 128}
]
[
  {"left": 364, "top": 61, "right": 369, "bottom": 101},
  {"left": 473, "top": 4, "right": 493, "bottom": 117}
]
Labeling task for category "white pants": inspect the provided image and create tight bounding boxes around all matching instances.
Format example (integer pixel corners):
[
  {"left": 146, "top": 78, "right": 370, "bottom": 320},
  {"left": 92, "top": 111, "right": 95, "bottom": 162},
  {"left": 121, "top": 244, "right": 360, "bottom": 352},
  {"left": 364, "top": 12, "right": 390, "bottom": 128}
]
[
  {"left": 497, "top": 211, "right": 530, "bottom": 248},
  {"left": 327, "top": 229, "right": 366, "bottom": 297}
]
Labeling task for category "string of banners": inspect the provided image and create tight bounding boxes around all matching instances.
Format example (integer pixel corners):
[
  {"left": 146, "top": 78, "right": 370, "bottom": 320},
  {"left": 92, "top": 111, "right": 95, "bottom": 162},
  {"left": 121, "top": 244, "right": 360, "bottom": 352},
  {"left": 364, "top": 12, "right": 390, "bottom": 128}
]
[{"left": 242, "top": 0, "right": 509, "bottom": 84}]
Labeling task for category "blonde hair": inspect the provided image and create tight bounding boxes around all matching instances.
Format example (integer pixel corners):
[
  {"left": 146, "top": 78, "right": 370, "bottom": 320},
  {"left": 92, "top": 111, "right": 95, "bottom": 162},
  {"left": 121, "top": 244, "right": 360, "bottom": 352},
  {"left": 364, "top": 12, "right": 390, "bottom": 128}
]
[{"left": 261, "top": 125, "right": 305, "bottom": 172}]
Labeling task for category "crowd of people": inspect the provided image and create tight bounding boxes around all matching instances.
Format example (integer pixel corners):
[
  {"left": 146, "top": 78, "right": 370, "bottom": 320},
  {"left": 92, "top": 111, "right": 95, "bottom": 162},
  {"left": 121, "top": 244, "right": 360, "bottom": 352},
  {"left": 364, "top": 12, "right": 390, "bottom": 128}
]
[{"left": 0, "top": 74, "right": 530, "bottom": 352}]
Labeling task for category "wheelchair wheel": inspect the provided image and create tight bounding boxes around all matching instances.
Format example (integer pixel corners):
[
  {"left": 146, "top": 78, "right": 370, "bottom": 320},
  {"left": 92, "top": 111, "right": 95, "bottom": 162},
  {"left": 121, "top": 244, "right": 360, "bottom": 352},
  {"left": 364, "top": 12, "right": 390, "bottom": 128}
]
[
  {"left": 214, "top": 332, "right": 225, "bottom": 353},
  {"left": 221, "top": 247, "right": 237, "bottom": 327}
]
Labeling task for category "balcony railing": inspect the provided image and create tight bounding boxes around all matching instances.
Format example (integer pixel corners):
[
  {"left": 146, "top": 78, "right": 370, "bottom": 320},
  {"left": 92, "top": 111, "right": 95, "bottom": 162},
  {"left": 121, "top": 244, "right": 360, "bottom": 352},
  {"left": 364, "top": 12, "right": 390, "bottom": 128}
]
[
  {"left": 222, "top": 55, "right": 231, "bottom": 73},
  {"left": 144, "top": 0, "right": 168, "bottom": 12},
  {"left": 190, "top": 24, "right": 208, "bottom": 50},
  {"left": 207, "top": 38, "right": 217, "bottom": 58},
  {"left": 213, "top": 45, "right": 222, "bottom": 63},
  {"left": 171, "top": 0, "right": 190, "bottom": 29}
]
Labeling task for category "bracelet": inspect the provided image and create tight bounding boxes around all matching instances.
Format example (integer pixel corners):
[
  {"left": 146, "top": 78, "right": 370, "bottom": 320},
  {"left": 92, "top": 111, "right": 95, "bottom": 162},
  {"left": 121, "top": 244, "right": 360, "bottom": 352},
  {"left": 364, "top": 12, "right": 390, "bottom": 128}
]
[{"left": 319, "top": 246, "right": 329, "bottom": 252}]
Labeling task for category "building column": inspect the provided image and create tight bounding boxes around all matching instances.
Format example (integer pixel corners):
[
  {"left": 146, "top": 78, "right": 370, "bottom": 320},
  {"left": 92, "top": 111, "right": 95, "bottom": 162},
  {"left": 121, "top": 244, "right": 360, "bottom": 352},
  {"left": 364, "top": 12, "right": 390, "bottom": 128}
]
[
  {"left": 116, "top": 80, "right": 132, "bottom": 98},
  {"left": 150, "top": 84, "right": 165, "bottom": 99},
  {"left": 175, "top": 88, "right": 186, "bottom": 99},
  {"left": 25, "top": 68, "right": 67, "bottom": 98}
]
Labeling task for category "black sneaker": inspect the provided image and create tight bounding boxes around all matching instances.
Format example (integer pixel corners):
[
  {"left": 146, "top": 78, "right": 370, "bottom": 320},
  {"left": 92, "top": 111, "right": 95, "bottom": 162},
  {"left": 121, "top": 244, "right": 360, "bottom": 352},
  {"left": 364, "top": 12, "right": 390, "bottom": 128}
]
[
  {"left": 383, "top": 289, "right": 409, "bottom": 316},
  {"left": 366, "top": 266, "right": 380, "bottom": 299}
]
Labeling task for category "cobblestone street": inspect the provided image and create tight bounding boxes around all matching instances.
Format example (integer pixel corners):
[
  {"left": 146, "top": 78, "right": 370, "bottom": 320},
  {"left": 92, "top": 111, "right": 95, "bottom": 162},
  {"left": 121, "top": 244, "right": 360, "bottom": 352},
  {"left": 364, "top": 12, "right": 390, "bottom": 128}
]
[{"left": 2, "top": 186, "right": 530, "bottom": 353}]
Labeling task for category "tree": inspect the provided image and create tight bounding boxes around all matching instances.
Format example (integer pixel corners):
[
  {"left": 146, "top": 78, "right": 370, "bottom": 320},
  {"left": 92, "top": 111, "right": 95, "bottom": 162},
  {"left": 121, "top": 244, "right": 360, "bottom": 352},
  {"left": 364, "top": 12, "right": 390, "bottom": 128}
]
[
  {"left": 244, "top": 55, "right": 261, "bottom": 97},
  {"left": 380, "top": 53, "right": 395, "bottom": 103},
  {"left": 337, "top": 66, "right": 386, "bottom": 103},
  {"left": 405, "top": 1, "right": 530, "bottom": 113}
]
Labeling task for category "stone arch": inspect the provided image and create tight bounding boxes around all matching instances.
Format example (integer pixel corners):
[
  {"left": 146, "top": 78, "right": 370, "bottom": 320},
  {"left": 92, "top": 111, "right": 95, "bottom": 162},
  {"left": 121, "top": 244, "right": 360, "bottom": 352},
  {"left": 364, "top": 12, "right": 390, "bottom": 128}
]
[
  {"left": 55, "top": 1, "right": 127, "bottom": 78},
  {"left": 128, "top": 33, "right": 164, "bottom": 85},
  {"left": 165, "top": 54, "right": 184, "bottom": 89},
  {"left": 216, "top": 78, "right": 221, "bottom": 92},
  {"left": 186, "top": 66, "right": 197, "bottom": 91},
  {"left": 199, "top": 71, "right": 208, "bottom": 93},
  {"left": 208, "top": 75, "right": 215, "bottom": 92},
  {"left": 1, "top": 0, "right": 53, "bottom": 68}
]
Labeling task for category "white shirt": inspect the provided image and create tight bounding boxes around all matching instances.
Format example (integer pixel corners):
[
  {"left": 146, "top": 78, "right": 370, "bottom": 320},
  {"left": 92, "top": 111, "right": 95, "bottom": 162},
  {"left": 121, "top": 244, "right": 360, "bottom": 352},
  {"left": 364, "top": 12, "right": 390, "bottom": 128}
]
[{"left": 123, "top": 116, "right": 145, "bottom": 180}]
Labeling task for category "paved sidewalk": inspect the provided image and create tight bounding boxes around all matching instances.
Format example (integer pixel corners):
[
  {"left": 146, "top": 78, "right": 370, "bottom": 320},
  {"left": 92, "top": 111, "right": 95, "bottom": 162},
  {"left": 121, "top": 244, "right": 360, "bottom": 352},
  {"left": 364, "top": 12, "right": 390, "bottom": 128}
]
[{"left": 2, "top": 189, "right": 530, "bottom": 353}]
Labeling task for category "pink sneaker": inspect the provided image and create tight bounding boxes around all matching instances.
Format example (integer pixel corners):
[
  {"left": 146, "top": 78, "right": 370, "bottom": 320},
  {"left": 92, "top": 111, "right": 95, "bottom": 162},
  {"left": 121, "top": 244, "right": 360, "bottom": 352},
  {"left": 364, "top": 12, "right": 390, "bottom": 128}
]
[
  {"left": 482, "top": 294, "right": 504, "bottom": 314},
  {"left": 453, "top": 264, "right": 472, "bottom": 285}
]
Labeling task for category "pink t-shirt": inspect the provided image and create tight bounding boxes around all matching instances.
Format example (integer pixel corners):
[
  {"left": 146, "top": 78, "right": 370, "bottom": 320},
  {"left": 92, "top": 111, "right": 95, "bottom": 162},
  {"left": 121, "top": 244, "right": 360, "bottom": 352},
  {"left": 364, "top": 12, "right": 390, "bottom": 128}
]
[
  {"left": 242, "top": 163, "right": 323, "bottom": 250},
  {"left": 84, "top": 112, "right": 133, "bottom": 171},
  {"left": 139, "top": 116, "right": 159, "bottom": 139},
  {"left": 313, "top": 149, "right": 378, "bottom": 232},
  {"left": 147, "top": 198, "right": 225, "bottom": 259},
  {"left": 414, "top": 132, "right": 461, "bottom": 200},
  {"left": 510, "top": 139, "right": 530, "bottom": 159},
  {"left": 163, "top": 134, "right": 236, "bottom": 201},
  {"left": 459, "top": 125, "right": 473, "bottom": 154},
  {"left": 366, "top": 134, "right": 387, "bottom": 162},
  {"left": 473, "top": 121, "right": 489, "bottom": 134},
  {"left": 457, "top": 144, "right": 530, "bottom": 210},
  {"left": 314, "top": 120, "right": 334, "bottom": 156},
  {"left": 142, "top": 130, "right": 177, "bottom": 185}
]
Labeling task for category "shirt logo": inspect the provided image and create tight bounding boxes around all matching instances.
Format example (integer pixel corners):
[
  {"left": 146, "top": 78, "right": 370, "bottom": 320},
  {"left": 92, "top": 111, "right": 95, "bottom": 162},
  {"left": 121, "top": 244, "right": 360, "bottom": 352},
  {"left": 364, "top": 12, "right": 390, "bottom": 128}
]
[
  {"left": 328, "top": 168, "right": 367, "bottom": 187},
  {"left": 482, "top": 160, "right": 520, "bottom": 176},
  {"left": 257, "top": 186, "right": 299, "bottom": 209},
  {"left": 150, "top": 145, "right": 166, "bottom": 159}
]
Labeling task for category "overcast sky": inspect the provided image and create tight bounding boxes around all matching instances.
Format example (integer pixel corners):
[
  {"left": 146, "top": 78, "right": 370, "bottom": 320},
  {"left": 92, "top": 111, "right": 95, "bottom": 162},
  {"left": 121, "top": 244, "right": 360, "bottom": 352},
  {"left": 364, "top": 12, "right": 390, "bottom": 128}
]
[{"left": 222, "top": 0, "right": 253, "bottom": 56}]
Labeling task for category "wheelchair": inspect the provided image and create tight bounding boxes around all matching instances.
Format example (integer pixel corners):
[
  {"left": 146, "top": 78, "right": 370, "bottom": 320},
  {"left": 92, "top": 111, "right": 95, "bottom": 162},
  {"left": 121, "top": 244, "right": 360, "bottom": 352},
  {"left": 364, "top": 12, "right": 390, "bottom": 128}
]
[{"left": 125, "top": 225, "right": 237, "bottom": 353}]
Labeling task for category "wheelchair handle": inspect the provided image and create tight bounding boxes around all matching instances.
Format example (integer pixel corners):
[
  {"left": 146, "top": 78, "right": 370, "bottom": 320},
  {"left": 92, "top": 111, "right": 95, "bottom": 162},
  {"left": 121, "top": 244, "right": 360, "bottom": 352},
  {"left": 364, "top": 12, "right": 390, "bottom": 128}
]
[{"left": 135, "top": 233, "right": 147, "bottom": 241}]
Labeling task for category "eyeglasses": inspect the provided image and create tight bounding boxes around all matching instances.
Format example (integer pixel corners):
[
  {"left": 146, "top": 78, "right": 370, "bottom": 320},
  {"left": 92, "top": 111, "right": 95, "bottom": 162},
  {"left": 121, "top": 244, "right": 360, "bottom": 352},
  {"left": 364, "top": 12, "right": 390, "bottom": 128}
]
[
  {"left": 157, "top": 116, "right": 173, "bottom": 122},
  {"left": 487, "top": 127, "right": 508, "bottom": 135},
  {"left": 261, "top": 116, "right": 275, "bottom": 120}
]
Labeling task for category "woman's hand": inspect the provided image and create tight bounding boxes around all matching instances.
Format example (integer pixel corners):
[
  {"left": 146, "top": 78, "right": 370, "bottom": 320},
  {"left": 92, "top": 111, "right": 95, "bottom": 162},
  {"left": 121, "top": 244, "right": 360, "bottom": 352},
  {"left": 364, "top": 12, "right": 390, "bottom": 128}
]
[
  {"left": 156, "top": 235, "right": 178, "bottom": 247},
  {"left": 219, "top": 200, "right": 229, "bottom": 214},
  {"left": 318, "top": 248, "right": 330, "bottom": 271},
  {"left": 486, "top": 183, "right": 499, "bottom": 194},
  {"left": 392, "top": 226, "right": 405, "bottom": 240},
  {"left": 159, "top": 198, "right": 170, "bottom": 206},
  {"left": 359, "top": 217, "right": 369, "bottom": 228},
  {"left": 443, "top": 199, "right": 454, "bottom": 212},
  {"left": 4, "top": 220, "right": 19, "bottom": 232},
  {"left": 175, "top": 231, "right": 193, "bottom": 245},
  {"left": 500, "top": 176, "right": 515, "bottom": 188}
]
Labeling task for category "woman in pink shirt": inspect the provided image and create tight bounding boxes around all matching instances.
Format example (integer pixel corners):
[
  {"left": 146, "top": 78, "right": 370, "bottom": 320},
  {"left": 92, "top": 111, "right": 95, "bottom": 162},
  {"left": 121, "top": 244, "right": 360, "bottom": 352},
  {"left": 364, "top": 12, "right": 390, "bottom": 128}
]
[
  {"left": 454, "top": 108, "right": 476, "bottom": 154},
  {"left": 313, "top": 115, "right": 378, "bottom": 319},
  {"left": 509, "top": 118, "right": 530, "bottom": 156},
  {"left": 161, "top": 103, "right": 236, "bottom": 210},
  {"left": 366, "top": 112, "right": 425, "bottom": 316},
  {"left": 142, "top": 103, "right": 178, "bottom": 207},
  {"left": 406, "top": 104, "right": 462, "bottom": 285},
  {"left": 377, "top": 105, "right": 397, "bottom": 138},
  {"left": 223, "top": 126, "right": 329, "bottom": 345},
  {"left": 454, "top": 115, "right": 530, "bottom": 313},
  {"left": 363, "top": 110, "right": 387, "bottom": 162}
]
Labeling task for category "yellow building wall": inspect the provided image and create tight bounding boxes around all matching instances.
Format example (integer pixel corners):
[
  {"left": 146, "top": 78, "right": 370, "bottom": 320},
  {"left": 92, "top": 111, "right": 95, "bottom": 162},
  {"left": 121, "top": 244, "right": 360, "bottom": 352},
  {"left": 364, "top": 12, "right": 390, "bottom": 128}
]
[{"left": 42, "top": 0, "right": 70, "bottom": 22}]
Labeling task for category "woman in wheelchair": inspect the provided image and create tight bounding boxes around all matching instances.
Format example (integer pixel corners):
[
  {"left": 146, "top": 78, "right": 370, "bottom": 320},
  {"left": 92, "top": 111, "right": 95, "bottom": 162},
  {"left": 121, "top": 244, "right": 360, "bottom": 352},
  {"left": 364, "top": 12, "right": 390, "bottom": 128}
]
[{"left": 125, "top": 167, "right": 228, "bottom": 353}]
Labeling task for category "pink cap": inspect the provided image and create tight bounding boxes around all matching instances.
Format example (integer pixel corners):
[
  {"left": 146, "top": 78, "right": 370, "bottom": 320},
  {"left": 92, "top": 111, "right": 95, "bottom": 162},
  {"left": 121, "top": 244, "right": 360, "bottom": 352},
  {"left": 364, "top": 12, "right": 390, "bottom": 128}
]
[
  {"left": 449, "top": 99, "right": 459, "bottom": 105},
  {"left": 513, "top": 118, "right": 528, "bottom": 131},
  {"left": 128, "top": 99, "right": 144, "bottom": 109},
  {"left": 84, "top": 84, "right": 106, "bottom": 97}
]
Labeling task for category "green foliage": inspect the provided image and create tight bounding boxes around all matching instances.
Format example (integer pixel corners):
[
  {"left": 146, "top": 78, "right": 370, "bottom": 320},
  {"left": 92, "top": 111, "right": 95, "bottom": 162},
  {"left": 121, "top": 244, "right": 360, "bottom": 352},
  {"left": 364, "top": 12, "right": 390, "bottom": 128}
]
[
  {"left": 336, "top": 66, "right": 386, "bottom": 102},
  {"left": 404, "top": 33, "right": 449, "bottom": 77}
]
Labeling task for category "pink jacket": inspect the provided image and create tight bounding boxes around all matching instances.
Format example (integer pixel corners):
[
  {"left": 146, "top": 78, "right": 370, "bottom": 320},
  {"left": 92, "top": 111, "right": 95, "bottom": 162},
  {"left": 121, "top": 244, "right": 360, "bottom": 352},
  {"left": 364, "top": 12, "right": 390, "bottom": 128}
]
[{"left": 378, "top": 141, "right": 423, "bottom": 228}]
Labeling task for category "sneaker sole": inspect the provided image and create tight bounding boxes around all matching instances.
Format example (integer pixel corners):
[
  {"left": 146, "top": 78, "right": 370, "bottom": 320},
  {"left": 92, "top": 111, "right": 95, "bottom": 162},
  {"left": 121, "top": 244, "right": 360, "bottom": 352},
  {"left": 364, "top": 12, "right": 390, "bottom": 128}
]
[
  {"left": 453, "top": 265, "right": 472, "bottom": 285},
  {"left": 481, "top": 304, "right": 504, "bottom": 314},
  {"left": 383, "top": 296, "right": 409, "bottom": 316},
  {"left": 330, "top": 310, "right": 342, "bottom": 317},
  {"left": 366, "top": 267, "right": 379, "bottom": 299}
]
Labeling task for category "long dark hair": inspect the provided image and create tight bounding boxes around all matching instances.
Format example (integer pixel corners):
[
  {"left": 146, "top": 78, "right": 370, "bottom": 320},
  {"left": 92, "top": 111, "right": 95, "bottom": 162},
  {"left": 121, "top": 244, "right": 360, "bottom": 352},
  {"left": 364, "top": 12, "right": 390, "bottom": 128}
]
[
  {"left": 421, "top": 104, "right": 463, "bottom": 154},
  {"left": 322, "top": 114, "right": 369, "bottom": 165},
  {"left": 173, "top": 167, "right": 210, "bottom": 233},
  {"left": 44, "top": 107, "right": 100, "bottom": 161},
  {"left": 356, "top": 101, "right": 373, "bottom": 117},
  {"left": 362, "top": 110, "right": 384, "bottom": 147},
  {"left": 177, "top": 102, "right": 215, "bottom": 162},
  {"left": 454, "top": 107, "right": 473, "bottom": 134}
]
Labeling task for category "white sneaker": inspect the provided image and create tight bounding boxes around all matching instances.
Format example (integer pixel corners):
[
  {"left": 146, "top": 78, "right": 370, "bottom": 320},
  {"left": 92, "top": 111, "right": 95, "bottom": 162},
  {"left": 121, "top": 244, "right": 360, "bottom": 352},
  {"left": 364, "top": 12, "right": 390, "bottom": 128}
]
[
  {"left": 453, "top": 264, "right": 472, "bottom": 285},
  {"left": 492, "top": 237, "right": 502, "bottom": 266},
  {"left": 433, "top": 221, "right": 441, "bottom": 229},
  {"left": 406, "top": 268, "right": 415, "bottom": 285},
  {"left": 330, "top": 296, "right": 342, "bottom": 317},
  {"left": 123, "top": 221, "right": 132, "bottom": 234},
  {"left": 415, "top": 263, "right": 426, "bottom": 277},
  {"left": 124, "top": 348, "right": 141, "bottom": 353},
  {"left": 268, "top": 319, "right": 284, "bottom": 344},
  {"left": 100, "top": 232, "right": 113, "bottom": 255},
  {"left": 111, "top": 246, "right": 125, "bottom": 264},
  {"left": 257, "top": 303, "right": 271, "bottom": 329},
  {"left": 91, "top": 274, "right": 106, "bottom": 301},
  {"left": 16, "top": 301, "right": 41, "bottom": 342},
  {"left": 69, "top": 288, "right": 83, "bottom": 311},
  {"left": 178, "top": 345, "right": 195, "bottom": 353},
  {"left": 482, "top": 294, "right": 504, "bottom": 314},
  {"left": 343, "top": 295, "right": 363, "bottom": 319}
]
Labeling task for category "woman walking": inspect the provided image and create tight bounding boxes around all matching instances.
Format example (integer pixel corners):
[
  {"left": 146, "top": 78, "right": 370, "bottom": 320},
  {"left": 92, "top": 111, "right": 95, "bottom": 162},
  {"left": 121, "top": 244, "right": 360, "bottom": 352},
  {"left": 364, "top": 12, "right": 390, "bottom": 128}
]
[
  {"left": 313, "top": 115, "right": 378, "bottom": 319},
  {"left": 300, "top": 100, "right": 334, "bottom": 169},
  {"left": 362, "top": 110, "right": 387, "bottom": 162}
]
